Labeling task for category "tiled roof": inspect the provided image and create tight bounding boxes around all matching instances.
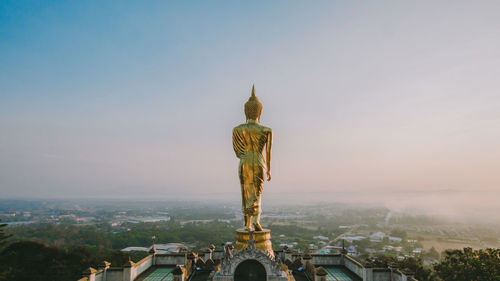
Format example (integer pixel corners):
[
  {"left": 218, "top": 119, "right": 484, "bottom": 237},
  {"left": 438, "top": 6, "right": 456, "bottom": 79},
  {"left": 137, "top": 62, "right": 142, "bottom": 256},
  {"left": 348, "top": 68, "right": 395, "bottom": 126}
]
[
  {"left": 324, "top": 266, "right": 362, "bottom": 281},
  {"left": 135, "top": 266, "right": 175, "bottom": 281}
]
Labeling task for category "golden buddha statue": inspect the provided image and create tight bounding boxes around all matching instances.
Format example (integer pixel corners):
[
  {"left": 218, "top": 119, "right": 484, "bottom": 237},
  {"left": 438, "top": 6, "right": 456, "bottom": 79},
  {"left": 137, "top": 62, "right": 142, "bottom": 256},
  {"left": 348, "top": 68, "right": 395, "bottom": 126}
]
[{"left": 232, "top": 85, "right": 273, "bottom": 231}]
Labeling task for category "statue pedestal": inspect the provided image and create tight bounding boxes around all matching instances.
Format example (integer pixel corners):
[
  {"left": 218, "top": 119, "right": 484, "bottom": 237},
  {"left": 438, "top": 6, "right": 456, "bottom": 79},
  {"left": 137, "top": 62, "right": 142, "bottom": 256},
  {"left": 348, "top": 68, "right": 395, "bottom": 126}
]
[
  {"left": 214, "top": 228, "right": 289, "bottom": 281},
  {"left": 235, "top": 229, "right": 274, "bottom": 257}
]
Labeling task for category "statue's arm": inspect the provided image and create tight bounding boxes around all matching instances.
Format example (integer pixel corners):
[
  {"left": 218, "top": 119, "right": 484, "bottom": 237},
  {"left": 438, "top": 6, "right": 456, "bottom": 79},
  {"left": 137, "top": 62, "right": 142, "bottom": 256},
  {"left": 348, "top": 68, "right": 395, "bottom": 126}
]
[
  {"left": 266, "top": 130, "right": 273, "bottom": 181},
  {"left": 232, "top": 128, "right": 245, "bottom": 158}
]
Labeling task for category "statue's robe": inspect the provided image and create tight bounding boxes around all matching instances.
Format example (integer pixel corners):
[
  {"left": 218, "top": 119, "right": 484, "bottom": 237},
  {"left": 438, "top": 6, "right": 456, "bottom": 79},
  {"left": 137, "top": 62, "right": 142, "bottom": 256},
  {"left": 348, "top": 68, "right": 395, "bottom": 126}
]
[{"left": 232, "top": 120, "right": 272, "bottom": 217}]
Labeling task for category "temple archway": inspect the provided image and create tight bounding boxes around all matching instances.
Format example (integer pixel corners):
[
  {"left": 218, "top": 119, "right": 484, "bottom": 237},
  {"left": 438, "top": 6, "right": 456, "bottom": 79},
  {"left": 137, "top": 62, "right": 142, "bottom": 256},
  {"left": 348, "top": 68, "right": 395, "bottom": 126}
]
[{"left": 234, "top": 259, "right": 267, "bottom": 281}]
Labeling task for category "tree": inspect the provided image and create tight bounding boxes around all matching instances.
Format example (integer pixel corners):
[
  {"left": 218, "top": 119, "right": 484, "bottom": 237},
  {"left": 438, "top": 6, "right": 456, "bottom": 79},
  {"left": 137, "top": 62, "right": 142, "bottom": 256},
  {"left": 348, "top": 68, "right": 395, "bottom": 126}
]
[
  {"left": 0, "top": 219, "right": 12, "bottom": 248},
  {"left": 434, "top": 247, "right": 500, "bottom": 281}
]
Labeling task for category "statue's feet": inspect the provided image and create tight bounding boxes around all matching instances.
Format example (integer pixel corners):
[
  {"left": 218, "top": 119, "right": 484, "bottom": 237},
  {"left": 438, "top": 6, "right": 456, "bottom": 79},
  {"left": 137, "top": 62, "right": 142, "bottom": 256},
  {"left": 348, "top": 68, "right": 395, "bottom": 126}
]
[
  {"left": 253, "top": 223, "right": 263, "bottom": 231},
  {"left": 244, "top": 215, "right": 252, "bottom": 231}
]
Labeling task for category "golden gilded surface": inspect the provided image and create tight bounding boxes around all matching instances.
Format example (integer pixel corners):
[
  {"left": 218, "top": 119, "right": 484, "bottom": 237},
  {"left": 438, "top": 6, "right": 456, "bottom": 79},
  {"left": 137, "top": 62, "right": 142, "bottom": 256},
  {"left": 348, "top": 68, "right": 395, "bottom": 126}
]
[
  {"left": 233, "top": 86, "right": 273, "bottom": 231},
  {"left": 235, "top": 229, "right": 274, "bottom": 256}
]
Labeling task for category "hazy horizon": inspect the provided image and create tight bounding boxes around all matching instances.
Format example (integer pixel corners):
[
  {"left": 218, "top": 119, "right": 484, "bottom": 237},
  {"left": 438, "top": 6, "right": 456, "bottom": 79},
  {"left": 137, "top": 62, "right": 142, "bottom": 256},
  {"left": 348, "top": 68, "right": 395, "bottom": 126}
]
[
  {"left": 1, "top": 1, "right": 499, "bottom": 219},
  {"left": 3, "top": 189, "right": 500, "bottom": 225}
]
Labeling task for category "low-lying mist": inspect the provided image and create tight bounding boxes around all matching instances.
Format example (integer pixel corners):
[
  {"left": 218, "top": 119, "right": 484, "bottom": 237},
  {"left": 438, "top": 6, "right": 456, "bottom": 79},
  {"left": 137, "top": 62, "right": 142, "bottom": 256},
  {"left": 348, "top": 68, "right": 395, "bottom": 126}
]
[{"left": 259, "top": 190, "right": 500, "bottom": 225}]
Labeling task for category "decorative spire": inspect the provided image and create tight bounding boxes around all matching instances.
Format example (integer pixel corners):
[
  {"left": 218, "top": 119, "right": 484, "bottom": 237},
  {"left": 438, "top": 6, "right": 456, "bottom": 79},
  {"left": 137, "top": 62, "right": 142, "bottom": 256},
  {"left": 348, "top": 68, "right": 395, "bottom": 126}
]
[{"left": 251, "top": 84, "right": 256, "bottom": 97}]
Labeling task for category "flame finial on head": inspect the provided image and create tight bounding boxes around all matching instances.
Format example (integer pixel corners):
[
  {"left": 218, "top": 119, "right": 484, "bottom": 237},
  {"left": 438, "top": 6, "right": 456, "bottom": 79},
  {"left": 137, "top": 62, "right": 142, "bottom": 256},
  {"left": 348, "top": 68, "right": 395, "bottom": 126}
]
[{"left": 245, "top": 84, "right": 263, "bottom": 120}]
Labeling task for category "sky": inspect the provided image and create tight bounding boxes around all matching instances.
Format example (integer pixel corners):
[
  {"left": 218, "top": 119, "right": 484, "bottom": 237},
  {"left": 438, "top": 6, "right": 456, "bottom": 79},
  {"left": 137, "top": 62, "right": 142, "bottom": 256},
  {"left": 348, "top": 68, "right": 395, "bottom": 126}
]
[{"left": 1, "top": 1, "right": 500, "bottom": 211}]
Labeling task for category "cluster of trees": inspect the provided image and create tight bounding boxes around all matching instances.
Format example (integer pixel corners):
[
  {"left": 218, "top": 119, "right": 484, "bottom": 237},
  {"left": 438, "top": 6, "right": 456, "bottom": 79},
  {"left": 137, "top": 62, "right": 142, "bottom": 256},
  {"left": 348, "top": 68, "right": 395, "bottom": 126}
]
[
  {"left": 0, "top": 241, "right": 96, "bottom": 281},
  {"left": 434, "top": 248, "right": 500, "bottom": 281},
  {"left": 0, "top": 219, "right": 148, "bottom": 281},
  {"left": 369, "top": 248, "right": 500, "bottom": 281},
  {"left": 0, "top": 240, "right": 150, "bottom": 281},
  {"left": 7, "top": 220, "right": 236, "bottom": 252}
]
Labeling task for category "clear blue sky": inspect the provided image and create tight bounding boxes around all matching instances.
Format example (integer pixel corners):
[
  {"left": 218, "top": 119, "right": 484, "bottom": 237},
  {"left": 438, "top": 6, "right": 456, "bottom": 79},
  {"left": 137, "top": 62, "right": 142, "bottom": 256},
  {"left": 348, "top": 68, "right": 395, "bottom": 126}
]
[{"left": 1, "top": 1, "right": 500, "bottom": 208}]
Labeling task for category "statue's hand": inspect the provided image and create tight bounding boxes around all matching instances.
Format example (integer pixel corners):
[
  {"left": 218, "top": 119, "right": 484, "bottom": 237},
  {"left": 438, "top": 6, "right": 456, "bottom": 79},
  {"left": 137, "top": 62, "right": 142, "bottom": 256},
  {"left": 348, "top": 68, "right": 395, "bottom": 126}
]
[{"left": 267, "top": 171, "right": 271, "bottom": 181}]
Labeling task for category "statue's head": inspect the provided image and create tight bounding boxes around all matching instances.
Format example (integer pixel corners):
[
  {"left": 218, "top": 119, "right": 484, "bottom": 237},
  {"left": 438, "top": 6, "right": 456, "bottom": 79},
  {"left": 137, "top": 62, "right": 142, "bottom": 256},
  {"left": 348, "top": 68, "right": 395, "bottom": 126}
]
[{"left": 244, "top": 85, "right": 263, "bottom": 121}]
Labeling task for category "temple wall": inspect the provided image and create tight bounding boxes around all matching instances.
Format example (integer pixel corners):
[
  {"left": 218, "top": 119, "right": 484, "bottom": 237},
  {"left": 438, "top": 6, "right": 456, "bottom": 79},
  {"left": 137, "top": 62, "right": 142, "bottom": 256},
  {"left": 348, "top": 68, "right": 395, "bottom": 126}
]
[
  {"left": 155, "top": 254, "right": 186, "bottom": 265},
  {"left": 105, "top": 268, "right": 123, "bottom": 281},
  {"left": 391, "top": 271, "right": 403, "bottom": 281},
  {"left": 343, "top": 255, "right": 364, "bottom": 279},
  {"left": 310, "top": 254, "right": 342, "bottom": 265},
  {"left": 94, "top": 271, "right": 104, "bottom": 281},
  {"left": 133, "top": 255, "right": 153, "bottom": 279},
  {"left": 373, "top": 269, "right": 391, "bottom": 281}
]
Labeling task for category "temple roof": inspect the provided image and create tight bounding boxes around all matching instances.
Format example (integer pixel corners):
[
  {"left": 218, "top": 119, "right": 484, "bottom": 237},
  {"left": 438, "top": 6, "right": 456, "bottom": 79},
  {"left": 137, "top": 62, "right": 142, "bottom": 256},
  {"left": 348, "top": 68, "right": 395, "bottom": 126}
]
[{"left": 135, "top": 266, "right": 175, "bottom": 281}]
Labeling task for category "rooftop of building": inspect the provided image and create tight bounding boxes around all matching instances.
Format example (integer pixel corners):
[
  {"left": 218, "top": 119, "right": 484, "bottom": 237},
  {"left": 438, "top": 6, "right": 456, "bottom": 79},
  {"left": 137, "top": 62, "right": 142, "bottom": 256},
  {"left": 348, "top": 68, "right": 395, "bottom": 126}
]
[{"left": 79, "top": 249, "right": 418, "bottom": 281}]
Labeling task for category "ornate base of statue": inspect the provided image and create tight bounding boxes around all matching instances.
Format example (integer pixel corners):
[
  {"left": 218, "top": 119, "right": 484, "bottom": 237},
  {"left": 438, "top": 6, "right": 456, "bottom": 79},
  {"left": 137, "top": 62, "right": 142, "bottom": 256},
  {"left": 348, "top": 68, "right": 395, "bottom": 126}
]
[
  {"left": 214, "top": 230, "right": 290, "bottom": 281},
  {"left": 235, "top": 229, "right": 274, "bottom": 258}
]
